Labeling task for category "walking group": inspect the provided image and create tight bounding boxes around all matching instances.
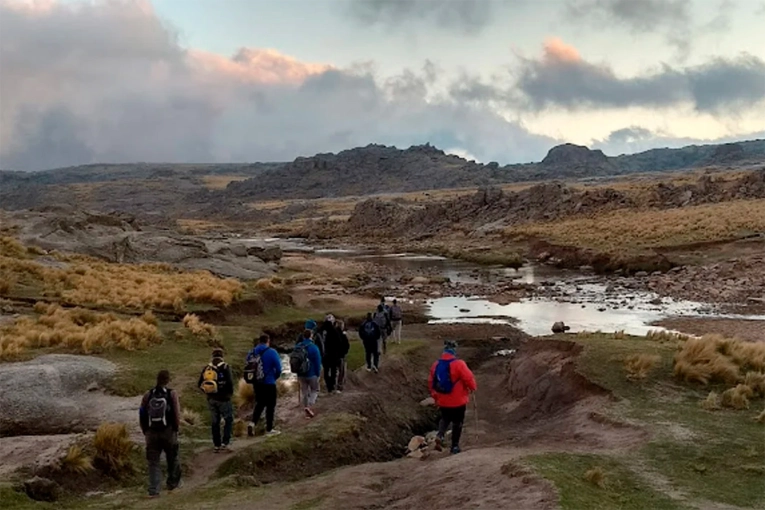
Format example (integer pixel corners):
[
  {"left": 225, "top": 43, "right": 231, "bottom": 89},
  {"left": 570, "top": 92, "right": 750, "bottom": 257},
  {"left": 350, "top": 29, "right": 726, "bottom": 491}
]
[{"left": 137, "top": 296, "right": 477, "bottom": 497}]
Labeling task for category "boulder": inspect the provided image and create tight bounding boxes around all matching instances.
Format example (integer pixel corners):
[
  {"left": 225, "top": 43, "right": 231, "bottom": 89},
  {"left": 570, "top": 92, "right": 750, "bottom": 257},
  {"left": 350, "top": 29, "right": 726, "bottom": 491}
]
[
  {"left": 247, "top": 245, "right": 283, "bottom": 263},
  {"left": 0, "top": 355, "right": 117, "bottom": 436},
  {"left": 24, "top": 477, "right": 62, "bottom": 502},
  {"left": 551, "top": 322, "right": 570, "bottom": 334},
  {"left": 406, "top": 436, "right": 426, "bottom": 453}
]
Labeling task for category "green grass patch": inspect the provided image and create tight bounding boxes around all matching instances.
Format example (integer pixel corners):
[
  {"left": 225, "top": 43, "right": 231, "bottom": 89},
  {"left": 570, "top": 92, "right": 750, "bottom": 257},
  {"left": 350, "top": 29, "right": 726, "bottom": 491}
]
[
  {"left": 0, "top": 486, "right": 56, "bottom": 510},
  {"left": 345, "top": 339, "right": 426, "bottom": 371},
  {"left": 565, "top": 332, "right": 765, "bottom": 509},
  {"left": 290, "top": 496, "right": 328, "bottom": 510},
  {"left": 528, "top": 453, "right": 686, "bottom": 510}
]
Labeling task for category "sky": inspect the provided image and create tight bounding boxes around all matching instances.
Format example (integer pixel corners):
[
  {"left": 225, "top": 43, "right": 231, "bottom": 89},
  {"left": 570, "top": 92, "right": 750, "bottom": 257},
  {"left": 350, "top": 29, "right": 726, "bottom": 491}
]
[{"left": 1, "top": 0, "right": 764, "bottom": 171}]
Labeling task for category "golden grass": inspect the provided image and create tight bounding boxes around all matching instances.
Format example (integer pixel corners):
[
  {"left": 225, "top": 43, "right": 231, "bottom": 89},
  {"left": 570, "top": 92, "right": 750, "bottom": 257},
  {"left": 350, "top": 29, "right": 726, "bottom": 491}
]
[
  {"left": 584, "top": 467, "right": 606, "bottom": 488},
  {"left": 757, "top": 409, "right": 765, "bottom": 424},
  {"left": 0, "top": 304, "right": 161, "bottom": 360},
  {"left": 60, "top": 444, "right": 94, "bottom": 475},
  {"left": 699, "top": 391, "right": 721, "bottom": 411},
  {"left": 672, "top": 335, "right": 760, "bottom": 386},
  {"left": 182, "top": 313, "right": 218, "bottom": 339},
  {"left": 93, "top": 423, "right": 134, "bottom": 476},
  {"left": 233, "top": 418, "right": 247, "bottom": 438},
  {"left": 0, "top": 236, "right": 27, "bottom": 258},
  {"left": 744, "top": 372, "right": 765, "bottom": 397},
  {"left": 507, "top": 199, "right": 765, "bottom": 252},
  {"left": 721, "top": 384, "right": 753, "bottom": 410},
  {"left": 1, "top": 244, "right": 243, "bottom": 311},
  {"left": 624, "top": 354, "right": 661, "bottom": 380},
  {"left": 181, "top": 409, "right": 201, "bottom": 426},
  {"left": 201, "top": 175, "right": 251, "bottom": 190},
  {"left": 234, "top": 379, "right": 255, "bottom": 408},
  {"left": 646, "top": 330, "right": 691, "bottom": 343}
]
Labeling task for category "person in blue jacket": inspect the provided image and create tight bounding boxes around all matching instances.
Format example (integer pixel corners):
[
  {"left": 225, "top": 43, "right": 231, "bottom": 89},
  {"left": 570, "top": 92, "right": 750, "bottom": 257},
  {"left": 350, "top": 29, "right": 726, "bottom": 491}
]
[
  {"left": 247, "top": 334, "right": 283, "bottom": 437},
  {"left": 294, "top": 329, "right": 322, "bottom": 418}
]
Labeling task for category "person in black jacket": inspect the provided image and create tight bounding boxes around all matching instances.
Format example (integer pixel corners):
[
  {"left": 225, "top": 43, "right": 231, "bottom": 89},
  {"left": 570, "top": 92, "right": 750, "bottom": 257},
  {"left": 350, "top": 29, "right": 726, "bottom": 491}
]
[
  {"left": 197, "top": 348, "right": 235, "bottom": 452},
  {"left": 139, "top": 370, "right": 182, "bottom": 497},
  {"left": 335, "top": 320, "right": 351, "bottom": 392},
  {"left": 359, "top": 313, "right": 382, "bottom": 373},
  {"left": 320, "top": 314, "right": 344, "bottom": 393}
]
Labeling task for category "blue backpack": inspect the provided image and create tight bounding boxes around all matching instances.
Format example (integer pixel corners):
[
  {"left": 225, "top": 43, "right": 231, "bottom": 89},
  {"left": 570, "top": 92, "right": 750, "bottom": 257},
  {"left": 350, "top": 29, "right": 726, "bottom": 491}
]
[{"left": 432, "top": 359, "right": 455, "bottom": 394}]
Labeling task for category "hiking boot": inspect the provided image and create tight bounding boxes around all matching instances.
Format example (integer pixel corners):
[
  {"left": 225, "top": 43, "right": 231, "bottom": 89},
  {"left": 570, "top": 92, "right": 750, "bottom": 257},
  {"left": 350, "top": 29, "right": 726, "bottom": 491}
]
[
  {"left": 304, "top": 407, "right": 315, "bottom": 418},
  {"left": 336, "top": 390, "right": 343, "bottom": 394},
  {"left": 213, "top": 446, "right": 221, "bottom": 453},
  {"left": 168, "top": 480, "right": 184, "bottom": 492},
  {"left": 220, "top": 444, "right": 232, "bottom": 453},
  {"left": 247, "top": 422, "right": 256, "bottom": 437},
  {"left": 266, "top": 429, "right": 281, "bottom": 437},
  {"left": 434, "top": 436, "right": 444, "bottom": 452},
  {"left": 365, "top": 367, "right": 372, "bottom": 372},
  {"left": 372, "top": 366, "right": 379, "bottom": 373},
  {"left": 450, "top": 446, "right": 461, "bottom": 455}
]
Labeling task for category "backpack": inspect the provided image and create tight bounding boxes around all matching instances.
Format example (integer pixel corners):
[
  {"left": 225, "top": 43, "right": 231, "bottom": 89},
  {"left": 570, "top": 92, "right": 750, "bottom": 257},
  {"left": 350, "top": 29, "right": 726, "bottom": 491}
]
[
  {"left": 362, "top": 321, "right": 377, "bottom": 339},
  {"left": 244, "top": 349, "right": 266, "bottom": 385},
  {"left": 147, "top": 387, "right": 172, "bottom": 430},
  {"left": 390, "top": 306, "right": 403, "bottom": 321},
  {"left": 432, "top": 359, "right": 456, "bottom": 394},
  {"left": 290, "top": 344, "right": 311, "bottom": 376},
  {"left": 200, "top": 364, "right": 223, "bottom": 394}
]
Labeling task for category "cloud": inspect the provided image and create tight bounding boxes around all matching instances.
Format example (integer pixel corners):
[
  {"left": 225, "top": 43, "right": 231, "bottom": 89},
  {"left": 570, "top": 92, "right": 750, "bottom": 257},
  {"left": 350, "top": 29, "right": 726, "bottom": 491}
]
[
  {"left": 345, "top": 0, "right": 501, "bottom": 35},
  {"left": 592, "top": 125, "right": 765, "bottom": 155},
  {"left": 515, "top": 39, "right": 765, "bottom": 113},
  {"left": 0, "top": 0, "right": 556, "bottom": 170}
]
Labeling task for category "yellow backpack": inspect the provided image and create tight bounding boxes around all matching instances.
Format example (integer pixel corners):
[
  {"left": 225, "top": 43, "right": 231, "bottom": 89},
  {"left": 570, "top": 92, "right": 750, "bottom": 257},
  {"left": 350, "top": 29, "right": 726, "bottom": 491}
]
[{"left": 200, "top": 364, "right": 219, "bottom": 394}]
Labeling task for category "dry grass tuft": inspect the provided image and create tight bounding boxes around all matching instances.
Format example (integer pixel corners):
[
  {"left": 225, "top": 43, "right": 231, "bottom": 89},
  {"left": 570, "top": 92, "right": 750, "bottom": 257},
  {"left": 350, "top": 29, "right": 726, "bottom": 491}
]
[
  {"left": 673, "top": 336, "right": 744, "bottom": 386},
  {"left": 744, "top": 372, "right": 765, "bottom": 397},
  {"left": 93, "top": 423, "right": 134, "bottom": 476},
  {"left": 60, "top": 444, "right": 94, "bottom": 475},
  {"left": 140, "top": 310, "right": 158, "bottom": 326},
  {"left": 584, "top": 467, "right": 606, "bottom": 488},
  {"left": 625, "top": 354, "right": 661, "bottom": 380},
  {"left": 182, "top": 313, "right": 218, "bottom": 340},
  {"left": 234, "top": 379, "right": 255, "bottom": 408},
  {"left": 233, "top": 418, "right": 247, "bottom": 438},
  {"left": 0, "top": 305, "right": 161, "bottom": 359},
  {"left": 646, "top": 329, "right": 690, "bottom": 343},
  {"left": 700, "top": 391, "right": 721, "bottom": 411},
  {"left": 181, "top": 409, "right": 201, "bottom": 426},
  {"left": 721, "top": 384, "right": 753, "bottom": 410},
  {"left": 757, "top": 409, "right": 765, "bottom": 424},
  {"left": 0, "top": 236, "right": 27, "bottom": 258}
]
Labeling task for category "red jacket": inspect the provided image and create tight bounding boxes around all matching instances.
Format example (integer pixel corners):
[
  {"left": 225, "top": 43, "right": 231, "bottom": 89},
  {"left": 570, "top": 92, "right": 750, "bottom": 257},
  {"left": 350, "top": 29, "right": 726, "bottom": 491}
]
[{"left": 429, "top": 353, "right": 477, "bottom": 408}]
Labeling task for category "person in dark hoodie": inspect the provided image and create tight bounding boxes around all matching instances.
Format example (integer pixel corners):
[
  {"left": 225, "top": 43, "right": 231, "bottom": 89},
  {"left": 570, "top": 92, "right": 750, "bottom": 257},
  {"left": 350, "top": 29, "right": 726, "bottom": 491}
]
[
  {"left": 335, "top": 320, "right": 351, "bottom": 392},
  {"left": 246, "top": 334, "right": 283, "bottom": 437},
  {"left": 198, "top": 348, "right": 235, "bottom": 452},
  {"left": 320, "top": 314, "right": 344, "bottom": 393},
  {"left": 359, "top": 312, "right": 382, "bottom": 373},
  {"left": 373, "top": 304, "right": 391, "bottom": 355},
  {"left": 139, "top": 370, "right": 182, "bottom": 497}
]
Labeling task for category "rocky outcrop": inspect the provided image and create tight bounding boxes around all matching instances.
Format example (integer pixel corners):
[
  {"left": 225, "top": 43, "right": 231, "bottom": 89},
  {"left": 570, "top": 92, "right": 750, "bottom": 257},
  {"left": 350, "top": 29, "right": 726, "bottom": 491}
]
[{"left": 0, "top": 355, "right": 117, "bottom": 437}]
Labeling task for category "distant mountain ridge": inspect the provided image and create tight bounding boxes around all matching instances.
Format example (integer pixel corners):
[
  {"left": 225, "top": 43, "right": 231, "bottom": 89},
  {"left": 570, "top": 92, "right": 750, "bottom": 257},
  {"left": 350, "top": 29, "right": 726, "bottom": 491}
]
[{"left": 0, "top": 139, "right": 763, "bottom": 214}]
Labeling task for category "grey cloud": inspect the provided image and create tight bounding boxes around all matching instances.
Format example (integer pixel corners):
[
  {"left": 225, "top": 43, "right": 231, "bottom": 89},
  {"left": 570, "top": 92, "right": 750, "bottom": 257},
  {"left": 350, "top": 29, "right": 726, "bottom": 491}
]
[
  {"left": 592, "top": 125, "right": 765, "bottom": 156},
  {"left": 515, "top": 49, "right": 765, "bottom": 113},
  {"left": 345, "top": 0, "right": 499, "bottom": 35},
  {"left": 0, "top": 0, "right": 554, "bottom": 170}
]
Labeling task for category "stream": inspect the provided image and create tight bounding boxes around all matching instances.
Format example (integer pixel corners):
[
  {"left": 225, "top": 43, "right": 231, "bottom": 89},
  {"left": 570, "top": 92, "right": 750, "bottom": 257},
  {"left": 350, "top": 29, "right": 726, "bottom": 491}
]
[{"left": 244, "top": 238, "right": 765, "bottom": 337}]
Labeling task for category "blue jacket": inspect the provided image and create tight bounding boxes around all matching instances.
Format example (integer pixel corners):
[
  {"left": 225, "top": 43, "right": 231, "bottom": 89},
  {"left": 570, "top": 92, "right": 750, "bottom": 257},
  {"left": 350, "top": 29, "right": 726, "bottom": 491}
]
[
  {"left": 247, "top": 344, "right": 283, "bottom": 385},
  {"left": 295, "top": 339, "right": 322, "bottom": 378}
]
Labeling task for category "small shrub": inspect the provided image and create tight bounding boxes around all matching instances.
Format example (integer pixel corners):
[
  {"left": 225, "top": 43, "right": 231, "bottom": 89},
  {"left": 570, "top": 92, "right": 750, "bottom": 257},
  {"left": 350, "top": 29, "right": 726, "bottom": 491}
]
[
  {"left": 233, "top": 419, "right": 247, "bottom": 438},
  {"left": 673, "top": 336, "right": 742, "bottom": 385},
  {"left": 744, "top": 372, "right": 765, "bottom": 397},
  {"left": 181, "top": 409, "right": 201, "bottom": 426},
  {"left": 721, "top": 385, "right": 753, "bottom": 410},
  {"left": 93, "top": 423, "right": 134, "bottom": 477},
  {"left": 140, "top": 310, "right": 158, "bottom": 326},
  {"left": 625, "top": 354, "right": 661, "bottom": 380},
  {"left": 182, "top": 314, "right": 217, "bottom": 339},
  {"left": 584, "top": 467, "right": 606, "bottom": 488},
  {"left": 700, "top": 391, "right": 721, "bottom": 411},
  {"left": 60, "top": 445, "right": 93, "bottom": 475},
  {"left": 234, "top": 379, "right": 255, "bottom": 408}
]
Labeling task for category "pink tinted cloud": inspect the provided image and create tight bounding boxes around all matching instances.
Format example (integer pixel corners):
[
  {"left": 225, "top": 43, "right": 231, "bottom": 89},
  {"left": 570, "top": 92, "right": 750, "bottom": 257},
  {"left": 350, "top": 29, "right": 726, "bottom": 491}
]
[
  {"left": 542, "top": 37, "right": 582, "bottom": 64},
  {"left": 189, "top": 47, "right": 332, "bottom": 85}
]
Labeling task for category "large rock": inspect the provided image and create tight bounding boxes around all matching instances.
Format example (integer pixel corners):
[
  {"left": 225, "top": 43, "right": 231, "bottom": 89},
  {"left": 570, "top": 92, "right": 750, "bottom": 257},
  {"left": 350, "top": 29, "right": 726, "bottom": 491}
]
[
  {"left": 23, "top": 477, "right": 62, "bottom": 502},
  {"left": 0, "top": 355, "right": 117, "bottom": 437}
]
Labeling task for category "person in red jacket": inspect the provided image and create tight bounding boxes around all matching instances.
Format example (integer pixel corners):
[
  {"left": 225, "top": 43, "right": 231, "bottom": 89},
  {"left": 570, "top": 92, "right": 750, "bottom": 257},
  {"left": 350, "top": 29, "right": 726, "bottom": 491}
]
[{"left": 429, "top": 340, "right": 477, "bottom": 454}]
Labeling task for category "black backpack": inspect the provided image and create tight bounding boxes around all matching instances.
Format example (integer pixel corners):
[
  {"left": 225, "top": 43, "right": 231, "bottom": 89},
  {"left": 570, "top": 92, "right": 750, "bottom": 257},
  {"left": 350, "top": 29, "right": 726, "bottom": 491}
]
[
  {"left": 362, "top": 321, "right": 377, "bottom": 339},
  {"left": 244, "top": 349, "right": 266, "bottom": 385},
  {"left": 290, "top": 344, "right": 311, "bottom": 376},
  {"left": 147, "top": 387, "right": 173, "bottom": 430}
]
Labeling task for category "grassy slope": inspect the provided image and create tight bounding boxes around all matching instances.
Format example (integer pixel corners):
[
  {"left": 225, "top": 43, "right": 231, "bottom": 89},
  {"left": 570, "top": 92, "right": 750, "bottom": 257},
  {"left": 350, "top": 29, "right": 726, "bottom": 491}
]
[{"left": 527, "top": 333, "right": 765, "bottom": 509}]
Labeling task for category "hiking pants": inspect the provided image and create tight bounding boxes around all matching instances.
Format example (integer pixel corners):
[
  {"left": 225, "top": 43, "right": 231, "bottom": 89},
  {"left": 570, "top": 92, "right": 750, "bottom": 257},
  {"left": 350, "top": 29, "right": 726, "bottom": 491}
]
[
  {"left": 364, "top": 340, "right": 380, "bottom": 369},
  {"left": 324, "top": 359, "right": 340, "bottom": 393},
  {"left": 391, "top": 320, "right": 402, "bottom": 343},
  {"left": 252, "top": 383, "right": 277, "bottom": 432},
  {"left": 299, "top": 376, "right": 319, "bottom": 408},
  {"left": 208, "top": 399, "right": 233, "bottom": 447},
  {"left": 337, "top": 358, "right": 347, "bottom": 391},
  {"left": 146, "top": 429, "right": 181, "bottom": 496},
  {"left": 438, "top": 405, "right": 466, "bottom": 449}
]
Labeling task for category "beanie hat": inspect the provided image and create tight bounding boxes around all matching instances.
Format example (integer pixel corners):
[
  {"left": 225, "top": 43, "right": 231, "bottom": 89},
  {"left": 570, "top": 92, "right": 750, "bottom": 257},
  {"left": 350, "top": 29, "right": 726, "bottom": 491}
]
[
  {"left": 305, "top": 319, "right": 317, "bottom": 330},
  {"left": 444, "top": 340, "right": 458, "bottom": 355}
]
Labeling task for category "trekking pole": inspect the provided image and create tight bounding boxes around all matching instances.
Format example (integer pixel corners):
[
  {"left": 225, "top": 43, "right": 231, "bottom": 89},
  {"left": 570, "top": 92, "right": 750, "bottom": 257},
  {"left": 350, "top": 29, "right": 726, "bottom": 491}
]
[{"left": 472, "top": 392, "right": 479, "bottom": 441}]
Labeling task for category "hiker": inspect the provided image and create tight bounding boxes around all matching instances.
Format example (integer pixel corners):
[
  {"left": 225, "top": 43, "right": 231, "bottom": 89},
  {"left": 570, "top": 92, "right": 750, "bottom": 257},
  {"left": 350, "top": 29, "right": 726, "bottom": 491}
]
[
  {"left": 198, "top": 348, "right": 234, "bottom": 452},
  {"left": 245, "top": 334, "right": 283, "bottom": 437},
  {"left": 390, "top": 299, "right": 403, "bottom": 344},
  {"left": 359, "top": 312, "right": 382, "bottom": 372},
  {"left": 139, "top": 370, "right": 182, "bottom": 497},
  {"left": 335, "top": 320, "right": 351, "bottom": 392},
  {"left": 291, "top": 329, "right": 322, "bottom": 417},
  {"left": 429, "top": 340, "right": 478, "bottom": 455},
  {"left": 373, "top": 304, "right": 391, "bottom": 354},
  {"left": 319, "top": 314, "right": 344, "bottom": 393},
  {"left": 303, "top": 319, "right": 325, "bottom": 359}
]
